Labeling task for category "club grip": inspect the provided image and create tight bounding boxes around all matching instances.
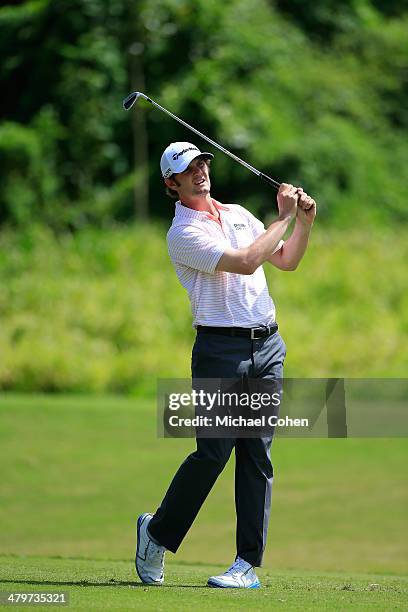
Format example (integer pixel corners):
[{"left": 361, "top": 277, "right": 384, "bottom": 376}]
[{"left": 259, "top": 172, "right": 281, "bottom": 190}]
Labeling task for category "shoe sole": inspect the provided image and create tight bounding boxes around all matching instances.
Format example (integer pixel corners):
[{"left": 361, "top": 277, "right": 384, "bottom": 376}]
[
  {"left": 207, "top": 579, "right": 261, "bottom": 589},
  {"left": 135, "top": 513, "right": 162, "bottom": 586}
]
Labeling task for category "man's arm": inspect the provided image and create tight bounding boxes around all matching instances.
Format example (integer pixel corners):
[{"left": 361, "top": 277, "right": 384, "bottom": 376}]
[
  {"left": 268, "top": 190, "right": 316, "bottom": 271},
  {"left": 216, "top": 184, "right": 298, "bottom": 275}
]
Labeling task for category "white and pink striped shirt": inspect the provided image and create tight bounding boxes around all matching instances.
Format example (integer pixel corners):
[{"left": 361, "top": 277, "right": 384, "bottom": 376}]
[{"left": 167, "top": 200, "right": 283, "bottom": 328}]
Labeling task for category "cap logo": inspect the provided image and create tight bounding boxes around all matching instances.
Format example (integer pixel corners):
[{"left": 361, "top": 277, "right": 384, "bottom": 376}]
[
  {"left": 163, "top": 168, "right": 173, "bottom": 178},
  {"left": 172, "top": 146, "right": 199, "bottom": 161}
]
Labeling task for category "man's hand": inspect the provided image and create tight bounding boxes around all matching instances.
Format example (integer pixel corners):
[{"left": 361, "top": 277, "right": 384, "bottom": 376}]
[
  {"left": 277, "top": 183, "right": 298, "bottom": 220},
  {"left": 295, "top": 188, "right": 317, "bottom": 227}
]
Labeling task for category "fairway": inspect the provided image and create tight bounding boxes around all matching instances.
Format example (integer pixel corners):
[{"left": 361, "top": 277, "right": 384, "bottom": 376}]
[
  {"left": 1, "top": 556, "right": 407, "bottom": 610},
  {"left": 0, "top": 394, "right": 407, "bottom": 610}
]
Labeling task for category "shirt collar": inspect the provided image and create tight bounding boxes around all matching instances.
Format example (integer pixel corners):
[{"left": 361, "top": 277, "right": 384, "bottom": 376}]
[
  {"left": 175, "top": 199, "right": 230, "bottom": 219},
  {"left": 214, "top": 201, "right": 230, "bottom": 211}
]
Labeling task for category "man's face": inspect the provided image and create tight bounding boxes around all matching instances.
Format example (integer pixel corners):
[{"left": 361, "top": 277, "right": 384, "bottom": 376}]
[{"left": 166, "top": 157, "right": 211, "bottom": 199}]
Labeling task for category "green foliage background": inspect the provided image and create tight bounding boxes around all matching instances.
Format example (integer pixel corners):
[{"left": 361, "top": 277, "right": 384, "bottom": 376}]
[
  {"left": 1, "top": 0, "right": 407, "bottom": 226},
  {"left": 0, "top": 0, "right": 407, "bottom": 391},
  {"left": 0, "top": 225, "right": 406, "bottom": 392}
]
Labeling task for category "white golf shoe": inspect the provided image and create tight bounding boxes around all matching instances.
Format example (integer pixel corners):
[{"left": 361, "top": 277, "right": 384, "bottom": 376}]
[
  {"left": 207, "top": 556, "right": 261, "bottom": 588},
  {"left": 135, "top": 513, "right": 166, "bottom": 585}
]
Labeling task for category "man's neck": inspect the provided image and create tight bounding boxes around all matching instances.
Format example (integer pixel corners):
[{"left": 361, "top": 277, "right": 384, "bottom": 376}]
[{"left": 179, "top": 193, "right": 216, "bottom": 214}]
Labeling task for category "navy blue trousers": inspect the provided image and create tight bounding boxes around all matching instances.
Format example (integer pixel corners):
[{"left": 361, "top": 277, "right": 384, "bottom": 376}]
[{"left": 148, "top": 329, "right": 286, "bottom": 567}]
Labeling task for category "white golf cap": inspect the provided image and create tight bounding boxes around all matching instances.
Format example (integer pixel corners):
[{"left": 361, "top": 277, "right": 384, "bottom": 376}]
[{"left": 160, "top": 142, "right": 214, "bottom": 178}]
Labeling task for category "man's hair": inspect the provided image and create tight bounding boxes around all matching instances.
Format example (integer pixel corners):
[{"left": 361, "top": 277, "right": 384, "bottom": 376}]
[{"left": 164, "top": 158, "right": 212, "bottom": 199}]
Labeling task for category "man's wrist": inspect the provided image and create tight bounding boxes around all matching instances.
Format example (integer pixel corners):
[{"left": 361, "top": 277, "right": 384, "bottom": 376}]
[
  {"left": 278, "top": 210, "right": 296, "bottom": 223},
  {"left": 295, "top": 217, "right": 313, "bottom": 233}
]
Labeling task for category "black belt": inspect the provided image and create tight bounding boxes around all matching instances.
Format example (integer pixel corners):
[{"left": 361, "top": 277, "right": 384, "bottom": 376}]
[{"left": 196, "top": 323, "right": 278, "bottom": 340}]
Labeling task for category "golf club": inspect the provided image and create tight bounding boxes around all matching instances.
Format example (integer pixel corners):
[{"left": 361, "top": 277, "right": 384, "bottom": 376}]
[{"left": 123, "top": 91, "right": 281, "bottom": 190}]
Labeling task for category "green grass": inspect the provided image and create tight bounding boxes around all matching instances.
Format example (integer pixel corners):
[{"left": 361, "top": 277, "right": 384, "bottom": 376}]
[
  {"left": 0, "top": 394, "right": 406, "bottom": 572},
  {"left": 1, "top": 556, "right": 407, "bottom": 610},
  {"left": 0, "top": 394, "right": 407, "bottom": 610}
]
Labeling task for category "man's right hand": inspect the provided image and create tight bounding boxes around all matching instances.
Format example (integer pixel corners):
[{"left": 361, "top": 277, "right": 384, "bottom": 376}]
[{"left": 277, "top": 183, "right": 298, "bottom": 220}]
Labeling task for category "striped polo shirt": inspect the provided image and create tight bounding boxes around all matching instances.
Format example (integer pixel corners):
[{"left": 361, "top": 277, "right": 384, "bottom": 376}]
[{"left": 167, "top": 200, "right": 284, "bottom": 328}]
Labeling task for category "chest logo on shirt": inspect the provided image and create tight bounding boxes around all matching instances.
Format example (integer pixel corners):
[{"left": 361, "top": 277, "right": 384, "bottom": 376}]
[{"left": 233, "top": 223, "right": 247, "bottom": 230}]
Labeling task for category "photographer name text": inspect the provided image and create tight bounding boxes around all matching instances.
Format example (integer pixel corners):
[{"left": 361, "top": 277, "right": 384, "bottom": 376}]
[{"left": 168, "top": 415, "right": 309, "bottom": 428}]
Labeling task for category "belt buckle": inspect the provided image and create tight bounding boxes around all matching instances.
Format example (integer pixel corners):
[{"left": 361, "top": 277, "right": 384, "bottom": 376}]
[{"left": 250, "top": 327, "right": 265, "bottom": 340}]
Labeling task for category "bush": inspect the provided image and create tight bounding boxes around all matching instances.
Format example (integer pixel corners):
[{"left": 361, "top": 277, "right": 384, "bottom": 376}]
[
  {"left": 0, "top": 109, "right": 62, "bottom": 226},
  {"left": 0, "top": 222, "right": 407, "bottom": 393}
]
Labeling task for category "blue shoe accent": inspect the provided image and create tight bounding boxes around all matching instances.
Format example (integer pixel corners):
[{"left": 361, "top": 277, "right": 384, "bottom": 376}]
[{"left": 207, "top": 558, "right": 261, "bottom": 589}]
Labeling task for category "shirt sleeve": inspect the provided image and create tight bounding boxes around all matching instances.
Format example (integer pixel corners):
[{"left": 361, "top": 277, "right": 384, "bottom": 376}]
[
  {"left": 237, "top": 205, "right": 284, "bottom": 254},
  {"left": 167, "top": 226, "right": 226, "bottom": 274}
]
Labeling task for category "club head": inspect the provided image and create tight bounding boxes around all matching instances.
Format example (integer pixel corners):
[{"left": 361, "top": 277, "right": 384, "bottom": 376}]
[{"left": 122, "top": 91, "right": 146, "bottom": 111}]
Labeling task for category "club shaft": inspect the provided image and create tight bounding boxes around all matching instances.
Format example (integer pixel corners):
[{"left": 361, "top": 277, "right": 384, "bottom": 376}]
[{"left": 127, "top": 92, "right": 280, "bottom": 190}]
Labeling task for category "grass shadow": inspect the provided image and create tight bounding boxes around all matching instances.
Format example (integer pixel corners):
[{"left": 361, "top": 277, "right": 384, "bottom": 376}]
[{"left": 0, "top": 578, "right": 205, "bottom": 589}]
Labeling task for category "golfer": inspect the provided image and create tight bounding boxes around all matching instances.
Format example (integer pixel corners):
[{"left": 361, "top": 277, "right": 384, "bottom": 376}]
[{"left": 136, "top": 142, "right": 316, "bottom": 588}]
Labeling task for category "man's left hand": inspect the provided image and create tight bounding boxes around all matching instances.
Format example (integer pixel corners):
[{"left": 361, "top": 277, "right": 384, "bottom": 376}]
[{"left": 296, "top": 188, "right": 317, "bottom": 227}]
